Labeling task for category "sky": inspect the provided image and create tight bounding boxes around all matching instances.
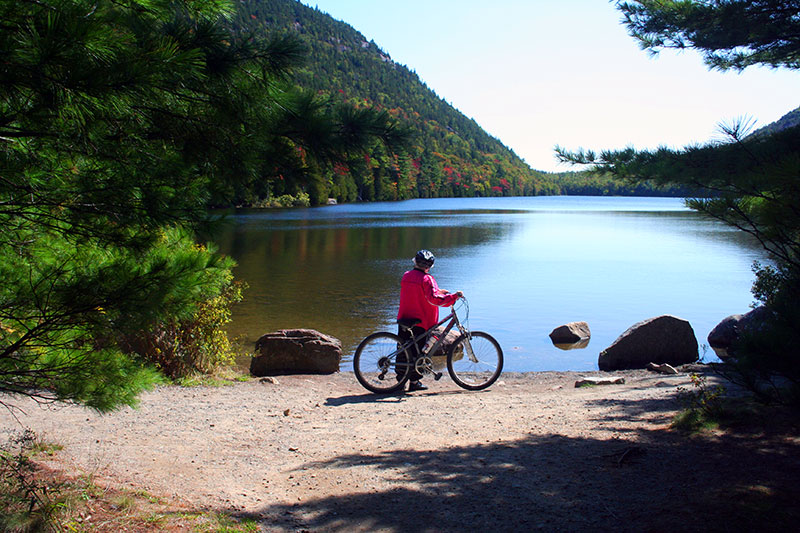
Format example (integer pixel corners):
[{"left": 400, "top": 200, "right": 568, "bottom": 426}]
[{"left": 298, "top": 0, "right": 800, "bottom": 172}]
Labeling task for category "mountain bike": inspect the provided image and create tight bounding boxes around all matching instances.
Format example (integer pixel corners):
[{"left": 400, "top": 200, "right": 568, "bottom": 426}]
[{"left": 353, "top": 298, "right": 503, "bottom": 393}]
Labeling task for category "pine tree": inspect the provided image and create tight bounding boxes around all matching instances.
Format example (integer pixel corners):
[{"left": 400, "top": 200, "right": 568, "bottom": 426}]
[
  {"left": 0, "top": 0, "right": 407, "bottom": 410},
  {"left": 559, "top": 0, "right": 800, "bottom": 403}
]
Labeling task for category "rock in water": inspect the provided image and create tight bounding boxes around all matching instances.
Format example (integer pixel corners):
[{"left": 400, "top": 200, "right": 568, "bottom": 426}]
[
  {"left": 599, "top": 315, "right": 698, "bottom": 371},
  {"left": 251, "top": 329, "right": 342, "bottom": 376},
  {"left": 549, "top": 321, "right": 591, "bottom": 344},
  {"left": 707, "top": 306, "right": 770, "bottom": 360}
]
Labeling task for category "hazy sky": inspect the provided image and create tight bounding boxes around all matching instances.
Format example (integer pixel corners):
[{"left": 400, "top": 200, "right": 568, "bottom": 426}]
[{"left": 298, "top": 0, "right": 800, "bottom": 172}]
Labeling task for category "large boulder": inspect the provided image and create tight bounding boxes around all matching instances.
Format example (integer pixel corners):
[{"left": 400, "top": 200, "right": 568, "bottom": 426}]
[
  {"left": 251, "top": 329, "right": 342, "bottom": 376},
  {"left": 549, "top": 321, "right": 591, "bottom": 344},
  {"left": 598, "top": 315, "right": 698, "bottom": 371},
  {"left": 428, "top": 325, "right": 462, "bottom": 355},
  {"left": 707, "top": 306, "right": 770, "bottom": 360}
]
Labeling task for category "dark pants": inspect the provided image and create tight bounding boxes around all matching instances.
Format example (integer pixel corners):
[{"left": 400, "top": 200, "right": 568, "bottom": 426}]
[{"left": 397, "top": 325, "right": 426, "bottom": 382}]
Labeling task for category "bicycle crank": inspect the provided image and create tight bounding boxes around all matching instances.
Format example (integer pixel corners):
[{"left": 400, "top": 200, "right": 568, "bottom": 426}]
[{"left": 414, "top": 355, "right": 434, "bottom": 375}]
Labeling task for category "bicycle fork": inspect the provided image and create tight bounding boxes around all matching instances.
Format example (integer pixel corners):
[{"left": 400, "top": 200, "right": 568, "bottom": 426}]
[{"left": 454, "top": 317, "right": 479, "bottom": 364}]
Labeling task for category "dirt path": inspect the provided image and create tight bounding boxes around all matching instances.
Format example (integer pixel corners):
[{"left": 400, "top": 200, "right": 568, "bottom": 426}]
[{"left": 2, "top": 369, "right": 798, "bottom": 532}]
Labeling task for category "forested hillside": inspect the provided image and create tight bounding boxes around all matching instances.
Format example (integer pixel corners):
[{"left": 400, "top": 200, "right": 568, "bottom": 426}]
[
  {"left": 230, "top": 0, "right": 795, "bottom": 203},
  {"left": 749, "top": 106, "right": 800, "bottom": 139},
  {"left": 233, "top": 0, "right": 557, "bottom": 204}
]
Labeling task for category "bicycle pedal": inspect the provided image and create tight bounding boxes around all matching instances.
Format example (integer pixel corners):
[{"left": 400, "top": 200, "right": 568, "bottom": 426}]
[{"left": 434, "top": 372, "right": 443, "bottom": 381}]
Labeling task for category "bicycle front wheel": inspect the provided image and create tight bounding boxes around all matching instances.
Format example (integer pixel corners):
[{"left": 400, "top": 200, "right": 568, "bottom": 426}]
[
  {"left": 353, "top": 332, "right": 411, "bottom": 393},
  {"left": 447, "top": 331, "right": 503, "bottom": 390}
]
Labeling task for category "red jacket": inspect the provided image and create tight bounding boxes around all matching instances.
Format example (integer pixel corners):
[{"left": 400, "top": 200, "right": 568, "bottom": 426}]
[{"left": 397, "top": 268, "right": 459, "bottom": 330}]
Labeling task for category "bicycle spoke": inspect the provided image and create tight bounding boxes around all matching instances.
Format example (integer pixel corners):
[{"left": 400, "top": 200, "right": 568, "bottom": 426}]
[
  {"left": 447, "top": 331, "right": 503, "bottom": 390},
  {"left": 353, "top": 332, "right": 411, "bottom": 393}
]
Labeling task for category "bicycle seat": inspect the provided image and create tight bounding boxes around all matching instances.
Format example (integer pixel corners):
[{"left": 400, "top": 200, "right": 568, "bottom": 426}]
[{"left": 397, "top": 318, "right": 421, "bottom": 331}]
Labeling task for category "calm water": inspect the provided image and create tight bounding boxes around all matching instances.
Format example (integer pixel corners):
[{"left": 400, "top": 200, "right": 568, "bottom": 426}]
[{"left": 213, "top": 196, "right": 767, "bottom": 372}]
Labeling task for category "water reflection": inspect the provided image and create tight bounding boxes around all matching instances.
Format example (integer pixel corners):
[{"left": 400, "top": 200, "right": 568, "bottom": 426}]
[
  {"left": 215, "top": 206, "right": 518, "bottom": 364},
  {"left": 211, "top": 197, "right": 767, "bottom": 372},
  {"left": 553, "top": 339, "right": 591, "bottom": 351}
]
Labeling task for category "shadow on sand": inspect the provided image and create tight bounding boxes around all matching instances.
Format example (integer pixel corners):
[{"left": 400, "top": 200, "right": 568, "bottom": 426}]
[{"left": 234, "top": 394, "right": 800, "bottom": 532}]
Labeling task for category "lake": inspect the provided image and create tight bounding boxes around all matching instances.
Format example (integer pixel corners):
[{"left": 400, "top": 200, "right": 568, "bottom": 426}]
[{"left": 213, "top": 196, "right": 767, "bottom": 372}]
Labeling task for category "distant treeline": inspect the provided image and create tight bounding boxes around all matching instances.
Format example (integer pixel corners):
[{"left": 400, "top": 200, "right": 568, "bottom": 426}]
[{"left": 545, "top": 171, "right": 694, "bottom": 197}]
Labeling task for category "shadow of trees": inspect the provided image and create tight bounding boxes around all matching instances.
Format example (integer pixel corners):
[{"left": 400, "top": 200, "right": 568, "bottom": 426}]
[{"left": 234, "top": 389, "right": 799, "bottom": 532}]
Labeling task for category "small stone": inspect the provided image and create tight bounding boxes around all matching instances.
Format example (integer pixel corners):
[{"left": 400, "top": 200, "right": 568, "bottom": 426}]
[
  {"left": 574, "top": 376, "right": 625, "bottom": 388},
  {"left": 646, "top": 362, "right": 679, "bottom": 374}
]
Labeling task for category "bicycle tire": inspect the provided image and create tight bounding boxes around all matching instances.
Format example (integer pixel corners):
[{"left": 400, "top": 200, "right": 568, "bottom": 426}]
[
  {"left": 446, "top": 331, "right": 503, "bottom": 390},
  {"left": 353, "top": 332, "right": 412, "bottom": 393}
]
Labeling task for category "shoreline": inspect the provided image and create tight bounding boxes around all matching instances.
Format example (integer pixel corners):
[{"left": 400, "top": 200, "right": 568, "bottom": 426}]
[{"left": 3, "top": 366, "right": 797, "bottom": 532}]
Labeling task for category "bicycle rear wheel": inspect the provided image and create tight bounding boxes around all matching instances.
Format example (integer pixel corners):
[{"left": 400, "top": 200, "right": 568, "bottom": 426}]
[
  {"left": 447, "top": 331, "right": 503, "bottom": 390},
  {"left": 353, "top": 332, "right": 412, "bottom": 393}
]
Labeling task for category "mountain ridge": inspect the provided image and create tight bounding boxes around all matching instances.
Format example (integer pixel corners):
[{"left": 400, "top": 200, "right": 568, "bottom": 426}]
[
  {"left": 749, "top": 106, "right": 800, "bottom": 138},
  {"left": 235, "top": 0, "right": 556, "bottom": 201},
  {"left": 233, "top": 0, "right": 797, "bottom": 202}
]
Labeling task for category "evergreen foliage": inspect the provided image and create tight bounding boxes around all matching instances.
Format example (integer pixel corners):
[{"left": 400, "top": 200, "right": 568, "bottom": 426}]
[
  {"left": 560, "top": 0, "right": 800, "bottom": 405},
  {"left": 616, "top": 0, "right": 800, "bottom": 70},
  {"left": 0, "top": 0, "right": 404, "bottom": 410}
]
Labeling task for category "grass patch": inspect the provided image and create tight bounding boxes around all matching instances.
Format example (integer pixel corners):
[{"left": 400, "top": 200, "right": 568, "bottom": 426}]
[
  {"left": 671, "top": 371, "right": 799, "bottom": 434},
  {"left": 671, "top": 407, "right": 719, "bottom": 432},
  {"left": 193, "top": 512, "right": 260, "bottom": 532},
  {"left": 174, "top": 367, "right": 252, "bottom": 387},
  {"left": 671, "top": 373, "right": 726, "bottom": 433},
  {"left": 1, "top": 429, "right": 67, "bottom": 532},
  {"left": 1, "top": 430, "right": 260, "bottom": 532}
]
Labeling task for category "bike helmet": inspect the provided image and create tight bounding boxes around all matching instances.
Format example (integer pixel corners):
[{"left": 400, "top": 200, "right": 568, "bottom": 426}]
[{"left": 413, "top": 249, "right": 435, "bottom": 270}]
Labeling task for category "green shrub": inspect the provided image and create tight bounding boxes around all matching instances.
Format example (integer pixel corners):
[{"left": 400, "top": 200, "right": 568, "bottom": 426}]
[
  {"left": 123, "top": 276, "right": 245, "bottom": 379},
  {"left": 672, "top": 373, "right": 726, "bottom": 432},
  {"left": 252, "top": 192, "right": 311, "bottom": 208},
  {"left": 117, "top": 232, "right": 247, "bottom": 380},
  {"left": 719, "top": 261, "right": 800, "bottom": 407}
]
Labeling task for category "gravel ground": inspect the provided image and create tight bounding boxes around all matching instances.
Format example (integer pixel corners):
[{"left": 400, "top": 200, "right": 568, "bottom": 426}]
[{"left": 2, "top": 368, "right": 799, "bottom": 532}]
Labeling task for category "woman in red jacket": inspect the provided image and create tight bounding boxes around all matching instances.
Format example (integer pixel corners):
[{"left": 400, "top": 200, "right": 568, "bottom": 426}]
[{"left": 397, "top": 250, "right": 463, "bottom": 391}]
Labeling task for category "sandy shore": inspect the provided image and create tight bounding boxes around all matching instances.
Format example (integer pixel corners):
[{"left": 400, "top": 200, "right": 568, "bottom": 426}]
[{"left": 1, "top": 368, "right": 798, "bottom": 532}]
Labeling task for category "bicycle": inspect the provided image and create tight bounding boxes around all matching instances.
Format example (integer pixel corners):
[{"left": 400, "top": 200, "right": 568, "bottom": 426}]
[{"left": 353, "top": 298, "right": 503, "bottom": 393}]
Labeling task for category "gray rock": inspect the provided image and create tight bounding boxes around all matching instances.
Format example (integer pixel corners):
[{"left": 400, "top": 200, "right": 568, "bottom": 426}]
[
  {"left": 599, "top": 315, "right": 698, "bottom": 371},
  {"left": 575, "top": 376, "right": 625, "bottom": 387},
  {"left": 549, "top": 321, "right": 591, "bottom": 344},
  {"left": 428, "top": 325, "right": 461, "bottom": 355},
  {"left": 707, "top": 306, "right": 770, "bottom": 360},
  {"left": 646, "top": 362, "right": 679, "bottom": 375},
  {"left": 251, "top": 329, "right": 342, "bottom": 376}
]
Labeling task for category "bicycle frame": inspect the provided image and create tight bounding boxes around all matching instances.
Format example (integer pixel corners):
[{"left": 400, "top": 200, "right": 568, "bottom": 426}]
[
  {"left": 353, "top": 296, "right": 503, "bottom": 393},
  {"left": 396, "top": 302, "right": 477, "bottom": 374}
]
